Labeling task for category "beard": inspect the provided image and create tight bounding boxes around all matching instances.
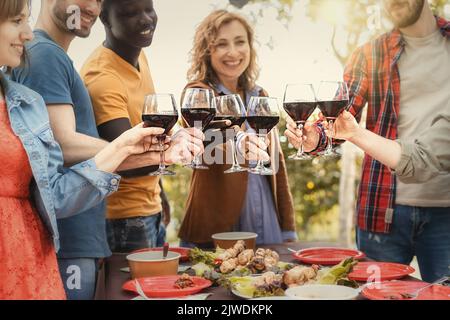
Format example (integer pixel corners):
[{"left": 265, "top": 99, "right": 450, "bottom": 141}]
[
  {"left": 51, "top": 1, "right": 95, "bottom": 38},
  {"left": 386, "top": 0, "right": 425, "bottom": 28}
]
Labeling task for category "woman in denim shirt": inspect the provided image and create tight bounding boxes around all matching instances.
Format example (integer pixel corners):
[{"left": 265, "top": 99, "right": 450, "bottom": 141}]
[{"left": 0, "top": 0, "right": 166, "bottom": 299}]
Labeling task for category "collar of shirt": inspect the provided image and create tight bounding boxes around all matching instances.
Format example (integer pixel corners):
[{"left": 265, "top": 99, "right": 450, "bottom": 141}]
[
  {"left": 387, "top": 16, "right": 450, "bottom": 66},
  {"left": 213, "top": 82, "right": 262, "bottom": 107}
]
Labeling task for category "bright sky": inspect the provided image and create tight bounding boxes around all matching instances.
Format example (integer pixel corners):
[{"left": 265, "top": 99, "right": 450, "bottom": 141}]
[{"left": 31, "top": 0, "right": 344, "bottom": 106}]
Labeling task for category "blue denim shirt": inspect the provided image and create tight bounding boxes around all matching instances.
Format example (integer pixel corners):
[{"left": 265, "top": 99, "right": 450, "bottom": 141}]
[{"left": 0, "top": 72, "right": 120, "bottom": 252}]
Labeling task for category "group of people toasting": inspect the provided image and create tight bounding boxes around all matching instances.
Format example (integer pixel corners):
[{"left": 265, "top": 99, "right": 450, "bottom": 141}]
[{"left": 0, "top": 0, "right": 448, "bottom": 300}]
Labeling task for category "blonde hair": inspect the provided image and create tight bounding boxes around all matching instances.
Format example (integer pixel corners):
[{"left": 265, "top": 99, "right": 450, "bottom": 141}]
[{"left": 187, "top": 10, "right": 259, "bottom": 92}]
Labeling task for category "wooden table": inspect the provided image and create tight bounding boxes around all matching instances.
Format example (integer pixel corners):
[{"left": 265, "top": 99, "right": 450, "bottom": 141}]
[{"left": 94, "top": 242, "right": 418, "bottom": 300}]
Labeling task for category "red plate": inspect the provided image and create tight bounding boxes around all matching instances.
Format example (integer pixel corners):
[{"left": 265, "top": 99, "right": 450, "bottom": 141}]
[
  {"left": 292, "top": 247, "right": 366, "bottom": 265},
  {"left": 132, "top": 247, "right": 191, "bottom": 262},
  {"left": 362, "top": 280, "right": 450, "bottom": 300},
  {"left": 348, "top": 262, "right": 415, "bottom": 281},
  {"left": 122, "top": 276, "right": 212, "bottom": 298}
]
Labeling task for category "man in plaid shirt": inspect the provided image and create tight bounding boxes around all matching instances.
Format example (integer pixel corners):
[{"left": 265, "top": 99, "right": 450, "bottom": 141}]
[{"left": 286, "top": 0, "right": 450, "bottom": 282}]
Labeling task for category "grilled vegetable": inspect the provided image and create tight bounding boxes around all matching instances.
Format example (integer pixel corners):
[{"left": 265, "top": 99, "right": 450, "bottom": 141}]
[{"left": 317, "top": 257, "right": 358, "bottom": 285}]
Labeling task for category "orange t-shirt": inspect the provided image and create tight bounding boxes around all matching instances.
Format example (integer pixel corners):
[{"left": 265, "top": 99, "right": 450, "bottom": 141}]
[{"left": 81, "top": 46, "right": 161, "bottom": 219}]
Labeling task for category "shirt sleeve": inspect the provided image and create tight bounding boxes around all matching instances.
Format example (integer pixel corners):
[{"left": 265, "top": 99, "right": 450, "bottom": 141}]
[
  {"left": 395, "top": 109, "right": 450, "bottom": 183},
  {"left": 84, "top": 72, "right": 129, "bottom": 126},
  {"left": 12, "top": 42, "right": 74, "bottom": 106},
  {"left": 32, "top": 118, "right": 120, "bottom": 219}
]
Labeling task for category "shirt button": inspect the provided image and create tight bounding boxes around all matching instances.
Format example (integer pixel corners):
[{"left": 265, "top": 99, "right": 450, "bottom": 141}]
[{"left": 110, "top": 178, "right": 119, "bottom": 186}]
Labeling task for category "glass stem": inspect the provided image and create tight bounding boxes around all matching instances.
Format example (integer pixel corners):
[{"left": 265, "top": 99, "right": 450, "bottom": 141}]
[
  {"left": 296, "top": 123, "right": 305, "bottom": 157},
  {"left": 231, "top": 137, "right": 239, "bottom": 167},
  {"left": 327, "top": 120, "right": 334, "bottom": 153},
  {"left": 256, "top": 134, "right": 265, "bottom": 170},
  {"left": 158, "top": 135, "right": 166, "bottom": 171}
]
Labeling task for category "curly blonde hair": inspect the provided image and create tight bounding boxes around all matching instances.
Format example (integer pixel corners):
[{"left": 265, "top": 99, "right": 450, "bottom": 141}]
[{"left": 187, "top": 10, "right": 259, "bottom": 92}]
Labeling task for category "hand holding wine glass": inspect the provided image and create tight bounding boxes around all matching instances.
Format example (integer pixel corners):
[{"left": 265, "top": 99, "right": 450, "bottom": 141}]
[
  {"left": 323, "top": 110, "right": 360, "bottom": 141},
  {"left": 285, "top": 118, "right": 320, "bottom": 152},
  {"left": 181, "top": 88, "right": 217, "bottom": 170},
  {"left": 283, "top": 84, "right": 317, "bottom": 160},
  {"left": 316, "top": 81, "right": 349, "bottom": 156},
  {"left": 142, "top": 93, "right": 179, "bottom": 176},
  {"left": 215, "top": 94, "right": 248, "bottom": 173},
  {"left": 246, "top": 96, "right": 280, "bottom": 175},
  {"left": 164, "top": 127, "right": 205, "bottom": 165}
]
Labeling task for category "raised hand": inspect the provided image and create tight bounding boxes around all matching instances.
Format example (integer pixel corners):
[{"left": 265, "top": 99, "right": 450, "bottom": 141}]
[
  {"left": 165, "top": 127, "right": 205, "bottom": 165},
  {"left": 323, "top": 110, "right": 359, "bottom": 141},
  {"left": 115, "top": 123, "right": 167, "bottom": 155},
  {"left": 238, "top": 132, "right": 270, "bottom": 162},
  {"left": 284, "top": 116, "right": 320, "bottom": 152}
]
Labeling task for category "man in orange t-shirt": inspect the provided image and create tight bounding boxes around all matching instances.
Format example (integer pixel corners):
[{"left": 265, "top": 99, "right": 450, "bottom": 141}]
[{"left": 81, "top": 0, "right": 200, "bottom": 252}]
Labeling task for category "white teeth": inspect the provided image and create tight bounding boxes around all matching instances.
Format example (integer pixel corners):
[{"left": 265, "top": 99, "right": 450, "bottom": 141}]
[
  {"left": 141, "top": 29, "right": 151, "bottom": 35},
  {"left": 224, "top": 61, "right": 240, "bottom": 66}
]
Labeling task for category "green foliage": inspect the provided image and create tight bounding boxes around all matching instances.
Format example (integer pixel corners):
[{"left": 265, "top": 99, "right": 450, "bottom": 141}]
[{"left": 278, "top": 118, "right": 341, "bottom": 240}]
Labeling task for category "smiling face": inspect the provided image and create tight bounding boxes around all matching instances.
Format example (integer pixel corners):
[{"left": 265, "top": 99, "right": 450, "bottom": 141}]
[
  {"left": 50, "top": 0, "right": 101, "bottom": 38},
  {"left": 383, "top": 0, "right": 425, "bottom": 28},
  {"left": 0, "top": 4, "right": 33, "bottom": 68},
  {"left": 210, "top": 20, "right": 251, "bottom": 86},
  {"left": 103, "top": 0, "right": 157, "bottom": 49}
]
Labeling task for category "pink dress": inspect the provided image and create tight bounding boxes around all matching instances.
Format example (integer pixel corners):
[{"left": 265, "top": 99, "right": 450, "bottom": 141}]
[{"left": 0, "top": 99, "right": 66, "bottom": 300}]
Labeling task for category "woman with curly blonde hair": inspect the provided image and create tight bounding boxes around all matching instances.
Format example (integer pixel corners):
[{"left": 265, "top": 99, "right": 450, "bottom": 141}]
[
  {"left": 179, "top": 10, "right": 296, "bottom": 248},
  {"left": 187, "top": 10, "right": 259, "bottom": 93}
]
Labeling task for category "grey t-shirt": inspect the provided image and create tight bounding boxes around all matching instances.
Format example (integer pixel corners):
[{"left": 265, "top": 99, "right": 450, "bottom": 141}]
[
  {"left": 12, "top": 30, "right": 111, "bottom": 259},
  {"left": 396, "top": 29, "right": 450, "bottom": 206}
]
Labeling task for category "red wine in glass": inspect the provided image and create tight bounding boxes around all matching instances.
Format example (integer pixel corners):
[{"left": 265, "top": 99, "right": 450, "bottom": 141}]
[
  {"left": 246, "top": 96, "right": 280, "bottom": 175},
  {"left": 142, "top": 94, "right": 178, "bottom": 176},
  {"left": 316, "top": 81, "right": 350, "bottom": 157},
  {"left": 283, "top": 84, "right": 317, "bottom": 161},
  {"left": 246, "top": 115, "right": 280, "bottom": 133},
  {"left": 181, "top": 108, "right": 216, "bottom": 131},
  {"left": 317, "top": 100, "right": 349, "bottom": 120},
  {"left": 283, "top": 101, "right": 317, "bottom": 124},
  {"left": 142, "top": 114, "right": 179, "bottom": 134}
]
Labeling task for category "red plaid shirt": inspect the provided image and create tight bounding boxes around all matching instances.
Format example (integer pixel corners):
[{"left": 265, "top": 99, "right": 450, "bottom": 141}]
[{"left": 343, "top": 17, "right": 450, "bottom": 233}]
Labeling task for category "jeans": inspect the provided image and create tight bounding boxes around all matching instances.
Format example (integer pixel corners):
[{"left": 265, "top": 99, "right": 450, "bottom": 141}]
[
  {"left": 57, "top": 258, "right": 99, "bottom": 300},
  {"left": 156, "top": 223, "right": 167, "bottom": 247},
  {"left": 106, "top": 213, "right": 162, "bottom": 253},
  {"left": 357, "top": 205, "right": 450, "bottom": 282}
]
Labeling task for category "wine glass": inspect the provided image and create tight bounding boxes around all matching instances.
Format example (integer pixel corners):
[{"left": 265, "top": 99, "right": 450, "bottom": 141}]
[
  {"left": 142, "top": 94, "right": 179, "bottom": 176},
  {"left": 283, "top": 84, "right": 317, "bottom": 160},
  {"left": 214, "top": 94, "right": 247, "bottom": 174},
  {"left": 316, "top": 81, "right": 349, "bottom": 157},
  {"left": 181, "top": 88, "right": 217, "bottom": 170},
  {"left": 246, "top": 96, "right": 280, "bottom": 175}
]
